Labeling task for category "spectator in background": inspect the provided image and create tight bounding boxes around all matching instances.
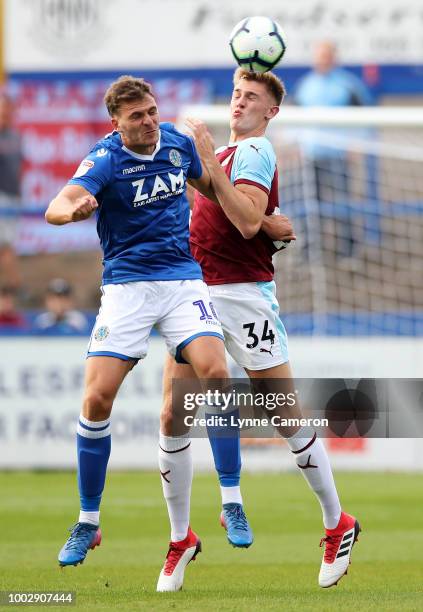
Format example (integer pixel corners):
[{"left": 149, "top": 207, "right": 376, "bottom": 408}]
[
  {"left": 33, "top": 278, "right": 90, "bottom": 335},
  {"left": 293, "top": 41, "right": 372, "bottom": 262},
  {"left": 0, "top": 92, "right": 23, "bottom": 289},
  {"left": 0, "top": 285, "right": 27, "bottom": 330}
]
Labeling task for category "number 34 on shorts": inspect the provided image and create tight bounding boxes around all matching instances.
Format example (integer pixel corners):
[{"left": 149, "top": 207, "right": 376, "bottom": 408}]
[{"left": 208, "top": 281, "right": 289, "bottom": 370}]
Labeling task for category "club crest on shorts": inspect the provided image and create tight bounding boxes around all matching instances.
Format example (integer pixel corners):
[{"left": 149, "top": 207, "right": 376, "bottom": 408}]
[
  {"left": 169, "top": 149, "right": 182, "bottom": 167},
  {"left": 94, "top": 325, "right": 109, "bottom": 341}
]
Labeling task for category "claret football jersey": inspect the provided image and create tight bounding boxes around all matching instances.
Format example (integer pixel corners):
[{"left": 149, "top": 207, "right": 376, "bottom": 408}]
[
  {"left": 69, "top": 123, "right": 203, "bottom": 284},
  {"left": 190, "top": 136, "right": 279, "bottom": 285}
]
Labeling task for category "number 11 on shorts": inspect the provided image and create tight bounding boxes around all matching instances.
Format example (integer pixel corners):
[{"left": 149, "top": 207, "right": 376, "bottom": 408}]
[{"left": 193, "top": 299, "right": 219, "bottom": 321}]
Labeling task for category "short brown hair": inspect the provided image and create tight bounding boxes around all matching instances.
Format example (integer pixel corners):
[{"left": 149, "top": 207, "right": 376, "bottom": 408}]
[
  {"left": 233, "top": 68, "right": 286, "bottom": 106},
  {"left": 104, "top": 75, "right": 154, "bottom": 117}
]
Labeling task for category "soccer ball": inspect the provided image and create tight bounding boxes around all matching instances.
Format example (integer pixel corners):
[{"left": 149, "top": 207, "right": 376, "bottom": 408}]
[{"left": 229, "top": 16, "right": 286, "bottom": 73}]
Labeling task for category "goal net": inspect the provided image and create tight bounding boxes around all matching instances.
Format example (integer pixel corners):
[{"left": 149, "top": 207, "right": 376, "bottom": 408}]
[{"left": 179, "top": 106, "right": 423, "bottom": 336}]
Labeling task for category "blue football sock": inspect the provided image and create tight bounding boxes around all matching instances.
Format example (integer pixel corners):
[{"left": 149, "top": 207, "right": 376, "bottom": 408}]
[
  {"left": 206, "top": 408, "right": 241, "bottom": 488},
  {"left": 76, "top": 415, "right": 111, "bottom": 513}
]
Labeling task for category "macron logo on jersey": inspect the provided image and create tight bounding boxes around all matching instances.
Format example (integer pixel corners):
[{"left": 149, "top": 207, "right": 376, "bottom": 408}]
[
  {"left": 123, "top": 164, "right": 146, "bottom": 175},
  {"left": 132, "top": 169, "right": 185, "bottom": 207}
]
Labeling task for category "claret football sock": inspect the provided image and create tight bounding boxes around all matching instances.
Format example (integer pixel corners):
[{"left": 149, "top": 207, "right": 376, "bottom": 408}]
[
  {"left": 206, "top": 407, "right": 242, "bottom": 494},
  {"left": 76, "top": 415, "right": 111, "bottom": 520},
  {"left": 159, "top": 433, "right": 193, "bottom": 542},
  {"left": 285, "top": 426, "right": 341, "bottom": 529}
]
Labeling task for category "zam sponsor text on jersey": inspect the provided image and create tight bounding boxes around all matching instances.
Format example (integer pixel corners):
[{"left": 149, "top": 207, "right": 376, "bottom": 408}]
[{"left": 69, "top": 123, "right": 203, "bottom": 285}]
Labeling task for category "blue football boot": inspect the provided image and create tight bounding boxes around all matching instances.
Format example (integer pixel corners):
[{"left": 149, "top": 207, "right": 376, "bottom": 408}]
[
  {"left": 220, "top": 503, "right": 253, "bottom": 548},
  {"left": 58, "top": 522, "right": 101, "bottom": 567}
]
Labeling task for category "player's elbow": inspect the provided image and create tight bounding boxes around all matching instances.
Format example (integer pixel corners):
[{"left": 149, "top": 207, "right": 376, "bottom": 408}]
[
  {"left": 45, "top": 204, "right": 55, "bottom": 224},
  {"left": 45, "top": 206, "right": 59, "bottom": 225},
  {"left": 45, "top": 199, "right": 66, "bottom": 225},
  {"left": 239, "top": 220, "right": 261, "bottom": 240}
]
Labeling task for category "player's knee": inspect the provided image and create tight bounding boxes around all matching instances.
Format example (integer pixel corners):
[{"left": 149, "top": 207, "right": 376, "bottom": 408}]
[
  {"left": 83, "top": 388, "right": 113, "bottom": 420},
  {"left": 197, "top": 361, "right": 228, "bottom": 379},
  {"left": 160, "top": 399, "right": 173, "bottom": 436}
]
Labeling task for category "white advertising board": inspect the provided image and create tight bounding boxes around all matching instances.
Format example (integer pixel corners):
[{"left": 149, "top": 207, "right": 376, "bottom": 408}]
[
  {"left": 1, "top": 336, "right": 422, "bottom": 470},
  {"left": 0, "top": 337, "right": 165, "bottom": 469},
  {"left": 6, "top": 0, "right": 423, "bottom": 71}
]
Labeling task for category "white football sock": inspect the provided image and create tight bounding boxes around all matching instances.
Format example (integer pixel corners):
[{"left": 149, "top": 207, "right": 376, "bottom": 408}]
[
  {"left": 285, "top": 427, "right": 341, "bottom": 529},
  {"left": 78, "top": 510, "right": 100, "bottom": 526},
  {"left": 159, "top": 433, "right": 193, "bottom": 542},
  {"left": 221, "top": 485, "right": 243, "bottom": 505}
]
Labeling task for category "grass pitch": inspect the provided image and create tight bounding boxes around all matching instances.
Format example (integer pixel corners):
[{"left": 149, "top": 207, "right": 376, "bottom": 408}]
[{"left": 0, "top": 471, "right": 422, "bottom": 611}]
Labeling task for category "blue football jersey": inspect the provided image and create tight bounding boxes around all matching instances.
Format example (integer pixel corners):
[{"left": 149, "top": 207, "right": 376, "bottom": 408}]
[{"left": 69, "top": 123, "right": 203, "bottom": 284}]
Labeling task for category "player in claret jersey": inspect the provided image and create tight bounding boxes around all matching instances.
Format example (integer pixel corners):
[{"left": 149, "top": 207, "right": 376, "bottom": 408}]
[
  {"left": 160, "top": 69, "right": 360, "bottom": 589},
  {"left": 45, "top": 75, "right": 230, "bottom": 584}
]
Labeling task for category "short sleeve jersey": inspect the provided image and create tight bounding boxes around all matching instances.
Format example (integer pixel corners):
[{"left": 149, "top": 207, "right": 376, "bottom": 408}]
[
  {"left": 68, "top": 123, "right": 203, "bottom": 284},
  {"left": 189, "top": 136, "right": 279, "bottom": 285}
]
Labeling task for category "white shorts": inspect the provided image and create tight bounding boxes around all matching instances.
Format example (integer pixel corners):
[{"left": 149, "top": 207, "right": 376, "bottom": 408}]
[
  {"left": 88, "top": 279, "right": 223, "bottom": 363},
  {"left": 209, "top": 281, "right": 289, "bottom": 371}
]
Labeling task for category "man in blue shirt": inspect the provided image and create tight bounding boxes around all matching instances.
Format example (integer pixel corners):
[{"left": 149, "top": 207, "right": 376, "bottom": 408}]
[
  {"left": 294, "top": 41, "right": 372, "bottom": 260},
  {"left": 45, "top": 75, "right": 227, "bottom": 588},
  {"left": 33, "top": 278, "right": 90, "bottom": 335},
  {"left": 295, "top": 41, "right": 372, "bottom": 111}
]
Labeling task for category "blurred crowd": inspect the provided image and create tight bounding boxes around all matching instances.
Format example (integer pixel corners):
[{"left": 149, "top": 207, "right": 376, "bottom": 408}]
[
  {"left": 0, "top": 278, "right": 91, "bottom": 334},
  {"left": 0, "top": 91, "right": 22, "bottom": 291}
]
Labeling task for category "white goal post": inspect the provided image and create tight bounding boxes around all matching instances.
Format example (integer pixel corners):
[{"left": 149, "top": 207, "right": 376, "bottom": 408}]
[
  {"left": 180, "top": 105, "right": 423, "bottom": 128},
  {"left": 178, "top": 105, "right": 423, "bottom": 340}
]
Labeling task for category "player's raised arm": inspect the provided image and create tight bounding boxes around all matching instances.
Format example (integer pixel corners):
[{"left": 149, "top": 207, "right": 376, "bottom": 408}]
[
  {"left": 186, "top": 118, "right": 267, "bottom": 239},
  {"left": 45, "top": 184, "right": 98, "bottom": 225},
  {"left": 188, "top": 163, "right": 218, "bottom": 204}
]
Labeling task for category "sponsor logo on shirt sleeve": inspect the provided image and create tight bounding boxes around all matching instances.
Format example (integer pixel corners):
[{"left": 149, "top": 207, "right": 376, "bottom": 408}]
[{"left": 73, "top": 159, "right": 95, "bottom": 178}]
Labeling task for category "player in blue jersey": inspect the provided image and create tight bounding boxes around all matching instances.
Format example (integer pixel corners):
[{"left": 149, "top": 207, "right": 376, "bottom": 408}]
[
  {"left": 45, "top": 75, "right": 229, "bottom": 588},
  {"left": 160, "top": 69, "right": 360, "bottom": 590}
]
